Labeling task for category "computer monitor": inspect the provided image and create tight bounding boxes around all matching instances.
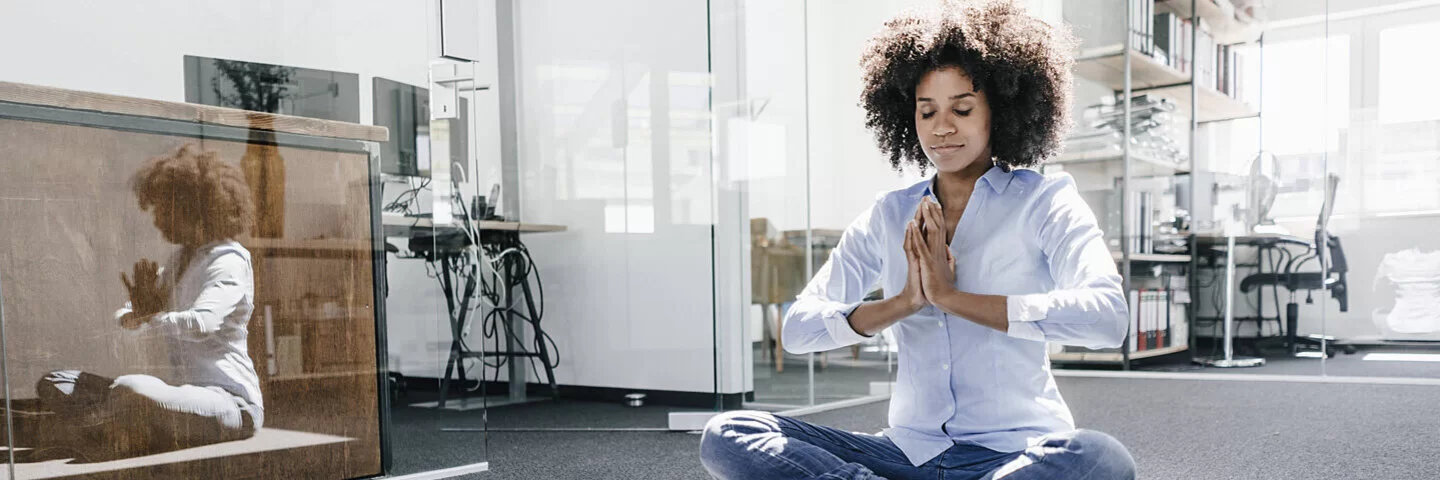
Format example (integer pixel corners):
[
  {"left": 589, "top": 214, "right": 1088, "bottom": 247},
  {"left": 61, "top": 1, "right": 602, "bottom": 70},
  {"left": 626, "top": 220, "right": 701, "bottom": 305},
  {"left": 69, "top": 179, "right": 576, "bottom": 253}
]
[
  {"left": 372, "top": 77, "right": 468, "bottom": 178},
  {"left": 184, "top": 55, "right": 360, "bottom": 123}
]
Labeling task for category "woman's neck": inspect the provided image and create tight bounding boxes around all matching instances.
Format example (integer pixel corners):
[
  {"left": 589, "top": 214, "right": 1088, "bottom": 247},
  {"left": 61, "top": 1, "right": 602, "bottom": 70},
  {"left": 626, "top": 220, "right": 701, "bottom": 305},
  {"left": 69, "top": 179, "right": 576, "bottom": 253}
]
[{"left": 933, "top": 160, "right": 993, "bottom": 207}]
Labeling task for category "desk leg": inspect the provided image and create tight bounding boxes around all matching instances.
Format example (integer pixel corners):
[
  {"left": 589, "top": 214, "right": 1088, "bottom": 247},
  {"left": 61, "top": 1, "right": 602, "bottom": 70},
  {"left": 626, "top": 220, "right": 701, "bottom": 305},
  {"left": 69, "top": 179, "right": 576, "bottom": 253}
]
[
  {"left": 438, "top": 255, "right": 481, "bottom": 408},
  {"left": 516, "top": 263, "right": 558, "bottom": 398},
  {"left": 1198, "top": 235, "right": 1265, "bottom": 368},
  {"left": 774, "top": 305, "right": 784, "bottom": 373},
  {"left": 505, "top": 251, "right": 527, "bottom": 404},
  {"left": 438, "top": 256, "right": 461, "bottom": 408}
]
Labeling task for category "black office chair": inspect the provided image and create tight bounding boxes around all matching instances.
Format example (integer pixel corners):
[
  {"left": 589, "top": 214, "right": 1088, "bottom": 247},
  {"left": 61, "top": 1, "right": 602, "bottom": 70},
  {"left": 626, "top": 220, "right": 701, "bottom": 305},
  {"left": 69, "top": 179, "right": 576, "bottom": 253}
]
[{"left": 1240, "top": 232, "right": 1354, "bottom": 356}]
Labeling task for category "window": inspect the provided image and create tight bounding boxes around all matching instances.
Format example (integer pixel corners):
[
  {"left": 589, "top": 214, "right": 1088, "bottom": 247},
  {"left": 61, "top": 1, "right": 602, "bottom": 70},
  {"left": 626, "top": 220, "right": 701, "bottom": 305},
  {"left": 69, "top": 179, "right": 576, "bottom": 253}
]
[
  {"left": 1261, "top": 35, "right": 1350, "bottom": 156},
  {"left": 1263, "top": 35, "right": 1350, "bottom": 220}
]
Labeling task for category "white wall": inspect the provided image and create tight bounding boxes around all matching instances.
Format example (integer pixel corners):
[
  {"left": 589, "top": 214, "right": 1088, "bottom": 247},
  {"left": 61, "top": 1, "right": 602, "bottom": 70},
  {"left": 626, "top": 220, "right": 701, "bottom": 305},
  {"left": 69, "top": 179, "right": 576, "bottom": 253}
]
[
  {"left": 804, "top": 0, "right": 931, "bottom": 232},
  {"left": 507, "top": 0, "right": 721, "bottom": 393},
  {"left": 0, "top": 0, "right": 509, "bottom": 378}
]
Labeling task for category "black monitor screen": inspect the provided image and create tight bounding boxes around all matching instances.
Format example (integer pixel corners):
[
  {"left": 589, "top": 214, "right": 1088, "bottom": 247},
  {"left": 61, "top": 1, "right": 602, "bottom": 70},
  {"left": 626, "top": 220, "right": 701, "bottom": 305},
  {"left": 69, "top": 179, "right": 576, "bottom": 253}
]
[{"left": 184, "top": 55, "right": 360, "bottom": 123}]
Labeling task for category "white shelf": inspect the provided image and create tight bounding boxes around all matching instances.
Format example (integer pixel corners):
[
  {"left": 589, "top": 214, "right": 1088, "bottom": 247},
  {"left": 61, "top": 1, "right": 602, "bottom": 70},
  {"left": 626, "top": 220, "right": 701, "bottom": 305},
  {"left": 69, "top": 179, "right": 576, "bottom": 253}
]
[
  {"left": 1076, "top": 45, "right": 1189, "bottom": 90},
  {"left": 1050, "top": 344, "right": 1189, "bottom": 363},
  {"left": 1112, "top": 252, "right": 1192, "bottom": 263},
  {"left": 1053, "top": 150, "right": 1190, "bottom": 176},
  {"left": 1156, "top": 0, "right": 1238, "bottom": 32},
  {"left": 1147, "top": 83, "right": 1258, "bottom": 123}
]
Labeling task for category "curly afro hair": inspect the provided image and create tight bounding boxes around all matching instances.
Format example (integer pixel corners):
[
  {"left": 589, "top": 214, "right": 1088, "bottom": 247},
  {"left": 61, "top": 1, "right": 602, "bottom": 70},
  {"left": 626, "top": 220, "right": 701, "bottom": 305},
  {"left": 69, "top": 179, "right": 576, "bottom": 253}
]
[
  {"left": 860, "top": 0, "right": 1077, "bottom": 173},
  {"left": 132, "top": 144, "right": 255, "bottom": 243}
]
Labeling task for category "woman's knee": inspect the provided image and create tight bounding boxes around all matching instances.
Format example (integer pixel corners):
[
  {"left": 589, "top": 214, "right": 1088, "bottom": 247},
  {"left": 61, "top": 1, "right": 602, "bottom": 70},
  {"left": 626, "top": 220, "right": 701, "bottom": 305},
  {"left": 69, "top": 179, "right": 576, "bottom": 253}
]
[
  {"left": 699, "top": 410, "right": 783, "bottom": 467},
  {"left": 108, "top": 375, "right": 168, "bottom": 402},
  {"left": 703, "top": 410, "right": 781, "bottom": 440},
  {"left": 36, "top": 370, "right": 73, "bottom": 397},
  {"left": 1070, "top": 430, "right": 1136, "bottom": 478}
]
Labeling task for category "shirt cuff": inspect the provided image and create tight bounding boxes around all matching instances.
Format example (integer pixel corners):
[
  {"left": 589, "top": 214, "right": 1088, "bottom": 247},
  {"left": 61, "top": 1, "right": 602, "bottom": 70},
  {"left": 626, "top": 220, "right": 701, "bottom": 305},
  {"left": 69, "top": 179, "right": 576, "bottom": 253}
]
[
  {"left": 822, "top": 301, "right": 871, "bottom": 345},
  {"left": 1007, "top": 294, "right": 1052, "bottom": 322}
]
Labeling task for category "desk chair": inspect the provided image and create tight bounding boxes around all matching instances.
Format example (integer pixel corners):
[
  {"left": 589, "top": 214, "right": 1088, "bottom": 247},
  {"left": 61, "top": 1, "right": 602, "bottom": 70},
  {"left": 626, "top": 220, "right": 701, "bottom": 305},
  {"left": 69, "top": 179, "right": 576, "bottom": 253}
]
[
  {"left": 1238, "top": 173, "right": 1354, "bottom": 356},
  {"left": 1240, "top": 233, "right": 1354, "bottom": 356}
]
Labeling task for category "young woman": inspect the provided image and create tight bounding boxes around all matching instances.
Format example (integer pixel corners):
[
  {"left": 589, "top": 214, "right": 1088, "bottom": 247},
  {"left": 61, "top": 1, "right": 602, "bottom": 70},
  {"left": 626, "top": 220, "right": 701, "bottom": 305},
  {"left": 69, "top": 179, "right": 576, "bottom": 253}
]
[
  {"left": 36, "top": 144, "right": 263, "bottom": 460},
  {"left": 701, "top": 1, "right": 1135, "bottom": 479}
]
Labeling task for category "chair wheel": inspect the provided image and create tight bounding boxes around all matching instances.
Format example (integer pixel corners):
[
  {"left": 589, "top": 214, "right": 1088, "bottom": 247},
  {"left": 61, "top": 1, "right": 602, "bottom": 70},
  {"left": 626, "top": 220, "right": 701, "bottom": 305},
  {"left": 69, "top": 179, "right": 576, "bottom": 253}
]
[{"left": 1342, "top": 345, "right": 1357, "bottom": 355}]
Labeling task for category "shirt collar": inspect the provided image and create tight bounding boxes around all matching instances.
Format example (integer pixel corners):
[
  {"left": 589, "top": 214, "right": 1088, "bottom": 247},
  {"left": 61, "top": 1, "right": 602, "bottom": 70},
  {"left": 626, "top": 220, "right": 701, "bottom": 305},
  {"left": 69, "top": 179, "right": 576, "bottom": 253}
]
[{"left": 920, "top": 165, "right": 1015, "bottom": 197}]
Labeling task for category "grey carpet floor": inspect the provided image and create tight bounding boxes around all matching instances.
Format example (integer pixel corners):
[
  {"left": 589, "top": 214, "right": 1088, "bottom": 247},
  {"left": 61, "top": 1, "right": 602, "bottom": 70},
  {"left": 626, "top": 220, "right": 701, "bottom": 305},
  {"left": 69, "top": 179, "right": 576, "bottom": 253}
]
[{"left": 402, "top": 376, "right": 1440, "bottom": 479}]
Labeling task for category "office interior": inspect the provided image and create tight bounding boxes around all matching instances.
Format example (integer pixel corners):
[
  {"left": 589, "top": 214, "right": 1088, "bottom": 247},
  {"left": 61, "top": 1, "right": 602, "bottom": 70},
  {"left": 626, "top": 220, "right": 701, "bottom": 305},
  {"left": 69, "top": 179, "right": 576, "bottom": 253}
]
[{"left": 0, "top": 0, "right": 1437, "bottom": 478}]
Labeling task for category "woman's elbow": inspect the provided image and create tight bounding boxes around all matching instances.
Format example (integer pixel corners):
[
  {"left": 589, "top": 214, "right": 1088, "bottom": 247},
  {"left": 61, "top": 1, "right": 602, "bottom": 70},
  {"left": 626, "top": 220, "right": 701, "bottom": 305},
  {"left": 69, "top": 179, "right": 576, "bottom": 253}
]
[
  {"left": 1099, "top": 312, "right": 1129, "bottom": 348},
  {"left": 779, "top": 308, "right": 828, "bottom": 355},
  {"left": 779, "top": 310, "right": 806, "bottom": 354},
  {"left": 1091, "top": 293, "right": 1130, "bottom": 348}
]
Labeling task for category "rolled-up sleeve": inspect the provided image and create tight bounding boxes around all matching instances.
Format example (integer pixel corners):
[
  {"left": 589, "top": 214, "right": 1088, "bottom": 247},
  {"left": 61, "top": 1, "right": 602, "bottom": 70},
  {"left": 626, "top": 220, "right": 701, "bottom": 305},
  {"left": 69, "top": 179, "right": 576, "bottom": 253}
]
[
  {"left": 1006, "top": 177, "right": 1129, "bottom": 348},
  {"left": 150, "top": 253, "right": 251, "bottom": 341},
  {"left": 782, "top": 195, "right": 886, "bottom": 354}
]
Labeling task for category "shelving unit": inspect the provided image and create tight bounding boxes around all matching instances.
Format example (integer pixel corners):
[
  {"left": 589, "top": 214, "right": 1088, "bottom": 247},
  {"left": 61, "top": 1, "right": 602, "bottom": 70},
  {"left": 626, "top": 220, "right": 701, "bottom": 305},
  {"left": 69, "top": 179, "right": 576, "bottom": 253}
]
[
  {"left": 1113, "top": 252, "right": 1191, "bottom": 263},
  {"left": 1074, "top": 45, "right": 1258, "bottom": 123},
  {"left": 1052, "top": 0, "right": 1262, "bottom": 369}
]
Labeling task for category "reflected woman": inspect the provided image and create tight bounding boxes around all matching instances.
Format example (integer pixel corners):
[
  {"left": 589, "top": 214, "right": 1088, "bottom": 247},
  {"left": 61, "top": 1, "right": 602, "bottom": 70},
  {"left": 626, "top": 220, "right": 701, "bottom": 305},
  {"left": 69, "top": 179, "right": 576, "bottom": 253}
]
[
  {"left": 36, "top": 144, "right": 263, "bottom": 459},
  {"left": 701, "top": 1, "right": 1135, "bottom": 479}
]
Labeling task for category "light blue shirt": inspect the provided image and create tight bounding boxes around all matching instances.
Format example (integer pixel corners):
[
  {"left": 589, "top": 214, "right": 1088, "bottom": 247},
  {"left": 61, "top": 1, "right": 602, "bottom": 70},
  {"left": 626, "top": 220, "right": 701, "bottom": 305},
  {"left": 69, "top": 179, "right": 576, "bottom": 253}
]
[{"left": 782, "top": 166, "right": 1128, "bottom": 467}]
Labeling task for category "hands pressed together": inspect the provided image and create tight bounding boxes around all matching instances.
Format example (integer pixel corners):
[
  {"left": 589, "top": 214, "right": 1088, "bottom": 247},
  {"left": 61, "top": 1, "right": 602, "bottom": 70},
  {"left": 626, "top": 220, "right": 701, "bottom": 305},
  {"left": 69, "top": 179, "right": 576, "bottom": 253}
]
[
  {"left": 120, "top": 259, "right": 169, "bottom": 329},
  {"left": 900, "top": 197, "right": 957, "bottom": 314}
]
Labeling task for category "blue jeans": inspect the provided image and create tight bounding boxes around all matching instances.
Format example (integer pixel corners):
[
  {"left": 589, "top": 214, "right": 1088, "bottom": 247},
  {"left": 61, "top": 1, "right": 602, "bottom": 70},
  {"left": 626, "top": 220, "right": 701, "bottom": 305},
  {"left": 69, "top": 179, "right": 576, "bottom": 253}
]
[{"left": 700, "top": 411, "right": 1135, "bottom": 480}]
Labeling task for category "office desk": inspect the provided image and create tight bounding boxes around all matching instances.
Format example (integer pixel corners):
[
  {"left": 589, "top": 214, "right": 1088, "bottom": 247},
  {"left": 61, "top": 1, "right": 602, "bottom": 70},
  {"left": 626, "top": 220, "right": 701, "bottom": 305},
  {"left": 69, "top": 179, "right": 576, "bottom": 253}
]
[
  {"left": 381, "top": 213, "right": 566, "bottom": 408},
  {"left": 1194, "top": 233, "right": 1310, "bottom": 248},
  {"left": 382, "top": 212, "right": 567, "bottom": 237},
  {"left": 1192, "top": 232, "right": 1312, "bottom": 367}
]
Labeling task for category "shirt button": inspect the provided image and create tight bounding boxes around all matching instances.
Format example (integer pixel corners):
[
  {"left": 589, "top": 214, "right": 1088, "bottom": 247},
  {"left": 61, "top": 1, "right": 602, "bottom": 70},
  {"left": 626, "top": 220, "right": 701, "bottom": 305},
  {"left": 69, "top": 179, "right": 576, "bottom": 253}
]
[
  {"left": 937, "top": 321, "right": 944, "bottom": 328},
  {"left": 941, "top": 364, "right": 950, "bottom": 371}
]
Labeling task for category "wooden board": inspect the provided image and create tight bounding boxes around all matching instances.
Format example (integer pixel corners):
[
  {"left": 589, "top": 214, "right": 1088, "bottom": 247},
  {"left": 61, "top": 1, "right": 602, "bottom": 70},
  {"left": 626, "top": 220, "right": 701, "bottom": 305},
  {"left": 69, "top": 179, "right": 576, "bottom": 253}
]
[
  {"left": 0, "top": 114, "right": 382, "bottom": 478},
  {"left": 0, "top": 81, "right": 389, "bottom": 143}
]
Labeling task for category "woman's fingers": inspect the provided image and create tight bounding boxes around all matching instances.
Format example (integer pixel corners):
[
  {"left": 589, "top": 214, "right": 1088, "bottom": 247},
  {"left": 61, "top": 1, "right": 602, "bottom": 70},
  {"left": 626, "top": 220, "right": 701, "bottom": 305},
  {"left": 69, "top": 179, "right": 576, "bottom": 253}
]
[
  {"left": 906, "top": 223, "right": 917, "bottom": 259},
  {"left": 912, "top": 225, "right": 931, "bottom": 262},
  {"left": 904, "top": 222, "right": 913, "bottom": 255},
  {"left": 923, "top": 201, "right": 945, "bottom": 252},
  {"left": 913, "top": 204, "right": 926, "bottom": 238}
]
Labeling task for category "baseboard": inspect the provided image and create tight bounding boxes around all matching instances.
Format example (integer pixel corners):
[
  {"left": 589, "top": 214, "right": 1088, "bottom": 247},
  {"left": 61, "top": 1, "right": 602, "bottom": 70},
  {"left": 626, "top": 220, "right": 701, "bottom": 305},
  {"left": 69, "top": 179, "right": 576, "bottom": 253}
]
[{"left": 396, "top": 376, "right": 745, "bottom": 409}]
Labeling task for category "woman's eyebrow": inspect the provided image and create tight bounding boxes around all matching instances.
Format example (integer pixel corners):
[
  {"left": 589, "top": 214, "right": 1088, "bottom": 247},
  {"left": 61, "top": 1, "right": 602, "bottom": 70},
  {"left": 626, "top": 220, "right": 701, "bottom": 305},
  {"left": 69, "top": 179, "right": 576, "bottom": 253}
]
[{"left": 915, "top": 93, "right": 976, "bottom": 102}]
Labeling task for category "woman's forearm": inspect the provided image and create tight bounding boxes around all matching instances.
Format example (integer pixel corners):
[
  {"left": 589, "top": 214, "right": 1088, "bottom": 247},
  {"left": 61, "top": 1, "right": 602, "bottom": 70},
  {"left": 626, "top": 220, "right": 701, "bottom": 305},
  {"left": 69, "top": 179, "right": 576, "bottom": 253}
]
[
  {"left": 847, "top": 294, "right": 923, "bottom": 337},
  {"left": 931, "top": 290, "right": 1010, "bottom": 333}
]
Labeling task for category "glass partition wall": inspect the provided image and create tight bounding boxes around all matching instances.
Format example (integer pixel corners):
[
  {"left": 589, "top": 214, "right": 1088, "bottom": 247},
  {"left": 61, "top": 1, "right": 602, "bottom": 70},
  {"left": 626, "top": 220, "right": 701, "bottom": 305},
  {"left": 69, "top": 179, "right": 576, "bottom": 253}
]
[
  {"left": 1310, "top": 1, "right": 1440, "bottom": 380},
  {"left": 711, "top": 0, "right": 932, "bottom": 412},
  {"left": 1043, "top": 0, "right": 1440, "bottom": 382}
]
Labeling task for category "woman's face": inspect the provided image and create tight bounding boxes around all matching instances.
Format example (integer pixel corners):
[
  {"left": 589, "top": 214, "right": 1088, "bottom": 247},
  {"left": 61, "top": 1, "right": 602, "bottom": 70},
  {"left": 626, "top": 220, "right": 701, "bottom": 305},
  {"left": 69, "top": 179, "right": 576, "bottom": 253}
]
[
  {"left": 914, "top": 67, "right": 992, "bottom": 173},
  {"left": 150, "top": 201, "right": 205, "bottom": 247}
]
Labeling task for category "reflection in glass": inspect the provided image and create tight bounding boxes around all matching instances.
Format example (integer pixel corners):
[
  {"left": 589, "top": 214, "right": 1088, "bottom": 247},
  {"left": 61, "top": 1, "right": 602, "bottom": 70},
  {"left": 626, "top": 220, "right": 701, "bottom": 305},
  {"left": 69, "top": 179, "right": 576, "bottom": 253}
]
[{"left": 27, "top": 145, "right": 263, "bottom": 461}]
